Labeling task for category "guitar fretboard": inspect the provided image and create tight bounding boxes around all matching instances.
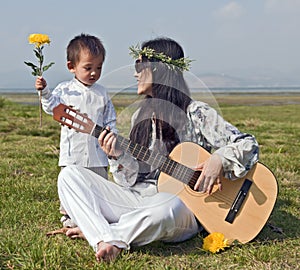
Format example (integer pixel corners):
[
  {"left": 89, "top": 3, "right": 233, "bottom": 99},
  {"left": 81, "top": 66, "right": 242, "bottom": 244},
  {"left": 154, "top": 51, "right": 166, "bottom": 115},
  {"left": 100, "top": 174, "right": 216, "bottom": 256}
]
[{"left": 92, "top": 124, "right": 200, "bottom": 187}]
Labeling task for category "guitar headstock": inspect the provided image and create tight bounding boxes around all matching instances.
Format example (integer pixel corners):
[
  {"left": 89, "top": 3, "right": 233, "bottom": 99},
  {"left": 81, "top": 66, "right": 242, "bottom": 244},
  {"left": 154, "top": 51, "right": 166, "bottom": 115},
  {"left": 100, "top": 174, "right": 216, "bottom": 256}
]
[{"left": 52, "top": 103, "right": 95, "bottom": 135}]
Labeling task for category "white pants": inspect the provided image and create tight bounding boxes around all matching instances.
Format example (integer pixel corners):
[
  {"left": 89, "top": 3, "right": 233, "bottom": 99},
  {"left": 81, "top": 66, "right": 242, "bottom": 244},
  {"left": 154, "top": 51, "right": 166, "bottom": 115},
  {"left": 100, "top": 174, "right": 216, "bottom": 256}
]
[
  {"left": 58, "top": 165, "right": 199, "bottom": 251},
  {"left": 59, "top": 166, "right": 107, "bottom": 214}
]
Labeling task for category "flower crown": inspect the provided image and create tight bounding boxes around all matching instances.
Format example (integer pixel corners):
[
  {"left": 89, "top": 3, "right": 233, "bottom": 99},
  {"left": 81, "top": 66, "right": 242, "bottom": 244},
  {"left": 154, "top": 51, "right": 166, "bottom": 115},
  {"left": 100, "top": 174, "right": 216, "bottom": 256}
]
[{"left": 129, "top": 45, "right": 193, "bottom": 71}]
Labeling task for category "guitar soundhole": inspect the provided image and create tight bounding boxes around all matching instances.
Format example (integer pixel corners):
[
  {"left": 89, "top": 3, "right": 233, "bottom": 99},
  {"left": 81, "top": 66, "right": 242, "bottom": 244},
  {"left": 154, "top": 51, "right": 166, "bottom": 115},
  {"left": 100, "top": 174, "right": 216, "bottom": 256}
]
[{"left": 187, "top": 171, "right": 201, "bottom": 190}]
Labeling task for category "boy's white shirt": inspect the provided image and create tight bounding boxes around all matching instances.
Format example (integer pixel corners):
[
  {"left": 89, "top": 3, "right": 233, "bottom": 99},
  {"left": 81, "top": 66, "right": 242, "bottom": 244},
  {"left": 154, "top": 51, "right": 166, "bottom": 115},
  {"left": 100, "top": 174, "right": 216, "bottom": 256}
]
[{"left": 40, "top": 78, "right": 117, "bottom": 167}]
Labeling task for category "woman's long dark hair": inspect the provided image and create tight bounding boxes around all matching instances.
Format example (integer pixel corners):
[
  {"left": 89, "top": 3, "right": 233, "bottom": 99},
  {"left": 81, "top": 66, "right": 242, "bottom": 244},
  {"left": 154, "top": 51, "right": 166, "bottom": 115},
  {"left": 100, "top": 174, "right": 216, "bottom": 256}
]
[{"left": 129, "top": 37, "right": 192, "bottom": 154}]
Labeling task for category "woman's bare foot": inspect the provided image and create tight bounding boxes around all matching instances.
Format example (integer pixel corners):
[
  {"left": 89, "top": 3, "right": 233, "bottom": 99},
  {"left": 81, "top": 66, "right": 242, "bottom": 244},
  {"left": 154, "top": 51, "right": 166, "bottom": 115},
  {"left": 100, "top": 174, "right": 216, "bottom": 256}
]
[
  {"left": 46, "top": 227, "right": 68, "bottom": 236},
  {"left": 65, "top": 227, "right": 86, "bottom": 239},
  {"left": 96, "top": 242, "right": 121, "bottom": 262}
]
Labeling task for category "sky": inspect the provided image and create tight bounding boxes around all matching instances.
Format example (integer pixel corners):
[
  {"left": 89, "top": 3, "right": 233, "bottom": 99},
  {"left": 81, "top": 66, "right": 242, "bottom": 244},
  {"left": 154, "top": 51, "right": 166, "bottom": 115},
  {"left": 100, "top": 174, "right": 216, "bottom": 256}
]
[{"left": 1, "top": 0, "right": 300, "bottom": 89}]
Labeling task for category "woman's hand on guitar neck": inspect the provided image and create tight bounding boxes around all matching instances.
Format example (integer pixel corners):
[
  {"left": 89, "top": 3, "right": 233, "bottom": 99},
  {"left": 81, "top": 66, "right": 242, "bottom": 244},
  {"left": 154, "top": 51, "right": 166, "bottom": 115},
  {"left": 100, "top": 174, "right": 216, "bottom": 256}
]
[
  {"left": 194, "top": 153, "right": 223, "bottom": 195},
  {"left": 98, "top": 127, "right": 123, "bottom": 159}
]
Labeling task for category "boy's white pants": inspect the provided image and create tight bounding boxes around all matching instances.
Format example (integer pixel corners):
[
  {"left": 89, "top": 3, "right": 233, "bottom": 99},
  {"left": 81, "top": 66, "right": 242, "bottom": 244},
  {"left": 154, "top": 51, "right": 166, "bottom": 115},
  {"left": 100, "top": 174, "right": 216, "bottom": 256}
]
[{"left": 58, "top": 165, "right": 199, "bottom": 251}]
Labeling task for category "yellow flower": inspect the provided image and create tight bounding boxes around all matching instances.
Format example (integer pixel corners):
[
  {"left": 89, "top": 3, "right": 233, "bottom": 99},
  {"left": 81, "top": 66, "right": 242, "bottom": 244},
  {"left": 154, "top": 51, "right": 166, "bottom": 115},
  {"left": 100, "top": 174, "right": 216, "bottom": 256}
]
[
  {"left": 25, "top": 33, "right": 54, "bottom": 76},
  {"left": 25, "top": 33, "right": 54, "bottom": 127},
  {"left": 28, "top": 33, "right": 51, "bottom": 47},
  {"left": 202, "top": 232, "right": 230, "bottom": 253}
]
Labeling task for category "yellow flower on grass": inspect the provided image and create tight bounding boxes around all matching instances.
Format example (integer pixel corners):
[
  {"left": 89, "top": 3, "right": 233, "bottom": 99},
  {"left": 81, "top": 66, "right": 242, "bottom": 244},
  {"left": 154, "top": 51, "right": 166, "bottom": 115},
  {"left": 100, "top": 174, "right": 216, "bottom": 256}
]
[
  {"left": 202, "top": 232, "right": 230, "bottom": 253},
  {"left": 28, "top": 33, "right": 51, "bottom": 47}
]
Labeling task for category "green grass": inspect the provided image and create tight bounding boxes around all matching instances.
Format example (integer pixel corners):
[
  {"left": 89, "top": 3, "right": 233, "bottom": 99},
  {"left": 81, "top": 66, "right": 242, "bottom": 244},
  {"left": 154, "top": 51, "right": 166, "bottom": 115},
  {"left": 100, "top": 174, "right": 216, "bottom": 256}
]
[{"left": 0, "top": 95, "right": 299, "bottom": 269}]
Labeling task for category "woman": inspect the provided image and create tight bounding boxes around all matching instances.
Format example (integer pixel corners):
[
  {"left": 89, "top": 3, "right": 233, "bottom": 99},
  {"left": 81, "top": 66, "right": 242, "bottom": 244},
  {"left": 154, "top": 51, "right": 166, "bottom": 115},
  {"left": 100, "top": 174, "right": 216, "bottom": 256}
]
[{"left": 58, "top": 37, "right": 259, "bottom": 262}]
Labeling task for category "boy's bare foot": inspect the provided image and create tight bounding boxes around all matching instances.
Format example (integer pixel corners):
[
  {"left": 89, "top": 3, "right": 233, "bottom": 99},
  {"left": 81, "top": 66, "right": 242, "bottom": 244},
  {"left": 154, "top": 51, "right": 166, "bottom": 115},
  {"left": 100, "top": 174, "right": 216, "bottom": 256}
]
[
  {"left": 65, "top": 227, "right": 86, "bottom": 239},
  {"left": 96, "top": 242, "right": 121, "bottom": 262}
]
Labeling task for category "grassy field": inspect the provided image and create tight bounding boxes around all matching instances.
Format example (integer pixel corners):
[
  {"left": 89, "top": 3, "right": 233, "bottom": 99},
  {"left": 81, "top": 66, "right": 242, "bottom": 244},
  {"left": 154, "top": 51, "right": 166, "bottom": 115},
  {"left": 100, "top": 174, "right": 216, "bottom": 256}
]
[{"left": 0, "top": 93, "right": 299, "bottom": 269}]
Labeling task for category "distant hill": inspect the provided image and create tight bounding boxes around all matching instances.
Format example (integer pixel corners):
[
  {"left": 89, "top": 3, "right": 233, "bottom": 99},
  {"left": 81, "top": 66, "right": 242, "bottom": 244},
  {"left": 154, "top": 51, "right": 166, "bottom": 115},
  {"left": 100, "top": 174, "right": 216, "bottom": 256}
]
[{"left": 196, "top": 73, "right": 300, "bottom": 88}]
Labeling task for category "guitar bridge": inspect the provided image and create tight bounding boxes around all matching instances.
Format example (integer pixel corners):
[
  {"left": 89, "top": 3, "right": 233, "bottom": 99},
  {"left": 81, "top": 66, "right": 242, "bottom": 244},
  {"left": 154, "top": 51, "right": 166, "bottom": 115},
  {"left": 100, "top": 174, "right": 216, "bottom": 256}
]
[{"left": 225, "top": 179, "right": 252, "bottom": 224}]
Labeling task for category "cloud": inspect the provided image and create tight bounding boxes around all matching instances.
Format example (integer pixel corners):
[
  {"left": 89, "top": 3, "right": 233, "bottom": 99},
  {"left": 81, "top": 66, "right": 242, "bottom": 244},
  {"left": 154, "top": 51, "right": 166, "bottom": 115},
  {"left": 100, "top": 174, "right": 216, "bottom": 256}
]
[{"left": 213, "top": 1, "right": 245, "bottom": 21}]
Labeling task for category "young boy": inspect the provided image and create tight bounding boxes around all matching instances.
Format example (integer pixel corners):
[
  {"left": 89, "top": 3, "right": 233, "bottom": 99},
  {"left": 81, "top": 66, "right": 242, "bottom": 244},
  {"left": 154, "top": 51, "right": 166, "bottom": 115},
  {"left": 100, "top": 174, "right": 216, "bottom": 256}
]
[{"left": 35, "top": 33, "right": 117, "bottom": 227}]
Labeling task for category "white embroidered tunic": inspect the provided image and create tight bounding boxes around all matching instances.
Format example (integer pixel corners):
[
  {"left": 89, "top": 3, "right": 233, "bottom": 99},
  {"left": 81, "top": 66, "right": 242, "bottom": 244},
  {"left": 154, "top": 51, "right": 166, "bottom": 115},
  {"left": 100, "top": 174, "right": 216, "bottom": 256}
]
[{"left": 40, "top": 78, "right": 117, "bottom": 167}]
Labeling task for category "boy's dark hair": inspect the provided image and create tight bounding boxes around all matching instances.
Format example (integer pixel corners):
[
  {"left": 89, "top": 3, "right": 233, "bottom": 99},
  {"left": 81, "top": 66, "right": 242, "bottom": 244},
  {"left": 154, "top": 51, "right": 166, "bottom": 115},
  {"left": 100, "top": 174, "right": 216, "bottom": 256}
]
[{"left": 67, "top": 33, "right": 106, "bottom": 64}]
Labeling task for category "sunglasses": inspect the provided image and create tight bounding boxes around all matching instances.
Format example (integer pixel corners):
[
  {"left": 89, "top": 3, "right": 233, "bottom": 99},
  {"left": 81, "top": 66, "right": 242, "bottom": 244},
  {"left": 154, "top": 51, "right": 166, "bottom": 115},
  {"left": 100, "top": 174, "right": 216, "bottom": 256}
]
[{"left": 135, "top": 59, "right": 150, "bottom": 73}]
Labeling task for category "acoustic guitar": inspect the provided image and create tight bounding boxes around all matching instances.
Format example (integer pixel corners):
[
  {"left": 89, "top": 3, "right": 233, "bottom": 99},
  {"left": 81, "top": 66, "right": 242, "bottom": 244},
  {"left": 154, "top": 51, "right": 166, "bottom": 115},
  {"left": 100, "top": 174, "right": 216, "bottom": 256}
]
[{"left": 53, "top": 103, "right": 278, "bottom": 244}]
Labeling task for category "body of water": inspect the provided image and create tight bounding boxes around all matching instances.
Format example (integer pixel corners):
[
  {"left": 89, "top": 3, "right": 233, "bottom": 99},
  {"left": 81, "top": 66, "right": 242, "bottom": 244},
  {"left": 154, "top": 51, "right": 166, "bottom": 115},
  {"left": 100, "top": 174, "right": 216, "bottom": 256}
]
[{"left": 1, "top": 87, "right": 300, "bottom": 94}]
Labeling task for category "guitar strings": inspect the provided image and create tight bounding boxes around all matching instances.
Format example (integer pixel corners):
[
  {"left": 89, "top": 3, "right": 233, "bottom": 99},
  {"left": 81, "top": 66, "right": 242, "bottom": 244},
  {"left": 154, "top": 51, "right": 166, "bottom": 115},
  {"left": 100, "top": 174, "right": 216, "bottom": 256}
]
[
  {"left": 91, "top": 124, "right": 199, "bottom": 189},
  {"left": 91, "top": 127, "right": 234, "bottom": 205},
  {"left": 120, "top": 138, "right": 200, "bottom": 186}
]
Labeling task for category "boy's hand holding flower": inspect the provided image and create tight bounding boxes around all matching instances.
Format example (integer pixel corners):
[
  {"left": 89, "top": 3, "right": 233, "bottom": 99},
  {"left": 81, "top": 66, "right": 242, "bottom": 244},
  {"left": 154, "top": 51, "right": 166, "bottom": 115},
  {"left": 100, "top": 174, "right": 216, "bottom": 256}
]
[{"left": 35, "top": 76, "right": 47, "bottom": 91}]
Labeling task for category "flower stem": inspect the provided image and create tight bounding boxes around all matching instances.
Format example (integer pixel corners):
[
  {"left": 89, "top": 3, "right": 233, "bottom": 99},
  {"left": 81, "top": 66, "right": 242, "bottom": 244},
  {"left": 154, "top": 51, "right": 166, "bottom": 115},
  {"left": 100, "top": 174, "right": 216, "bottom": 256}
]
[
  {"left": 38, "top": 47, "right": 43, "bottom": 127},
  {"left": 39, "top": 93, "right": 43, "bottom": 128}
]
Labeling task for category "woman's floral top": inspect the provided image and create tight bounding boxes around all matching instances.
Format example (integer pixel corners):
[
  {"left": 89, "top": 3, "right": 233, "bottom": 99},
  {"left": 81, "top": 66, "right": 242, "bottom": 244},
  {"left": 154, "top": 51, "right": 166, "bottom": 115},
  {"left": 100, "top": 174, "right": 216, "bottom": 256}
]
[{"left": 109, "top": 100, "right": 259, "bottom": 196}]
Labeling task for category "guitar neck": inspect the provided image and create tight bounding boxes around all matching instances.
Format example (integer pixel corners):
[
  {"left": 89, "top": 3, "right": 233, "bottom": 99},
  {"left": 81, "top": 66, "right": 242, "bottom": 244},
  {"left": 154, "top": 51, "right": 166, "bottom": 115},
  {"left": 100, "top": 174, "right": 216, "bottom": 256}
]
[{"left": 92, "top": 124, "right": 198, "bottom": 186}]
